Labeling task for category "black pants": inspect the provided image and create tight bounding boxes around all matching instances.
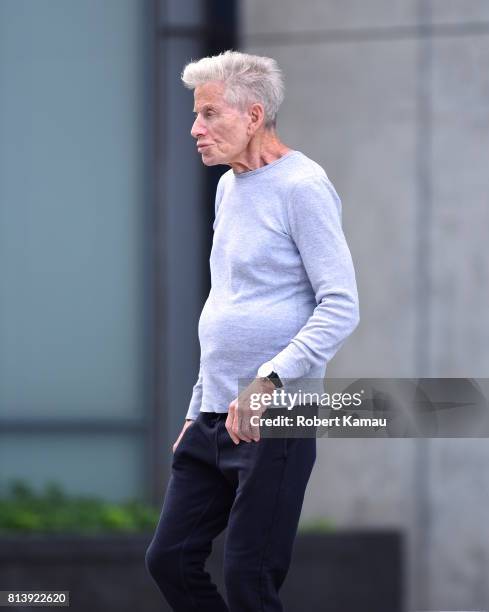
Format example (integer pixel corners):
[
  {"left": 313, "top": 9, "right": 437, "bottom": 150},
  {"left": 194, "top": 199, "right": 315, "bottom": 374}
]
[{"left": 145, "top": 411, "right": 316, "bottom": 612}]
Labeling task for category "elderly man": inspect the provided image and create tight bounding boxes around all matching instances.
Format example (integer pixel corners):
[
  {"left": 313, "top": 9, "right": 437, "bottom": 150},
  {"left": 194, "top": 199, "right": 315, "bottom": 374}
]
[{"left": 146, "top": 50, "right": 359, "bottom": 612}]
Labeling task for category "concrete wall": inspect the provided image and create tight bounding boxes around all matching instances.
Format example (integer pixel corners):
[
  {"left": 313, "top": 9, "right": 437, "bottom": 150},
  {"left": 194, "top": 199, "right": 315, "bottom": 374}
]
[{"left": 240, "top": 2, "right": 489, "bottom": 610}]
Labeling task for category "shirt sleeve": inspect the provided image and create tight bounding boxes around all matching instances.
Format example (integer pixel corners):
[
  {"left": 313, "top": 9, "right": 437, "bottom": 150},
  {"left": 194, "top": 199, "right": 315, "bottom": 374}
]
[{"left": 269, "top": 174, "right": 360, "bottom": 381}]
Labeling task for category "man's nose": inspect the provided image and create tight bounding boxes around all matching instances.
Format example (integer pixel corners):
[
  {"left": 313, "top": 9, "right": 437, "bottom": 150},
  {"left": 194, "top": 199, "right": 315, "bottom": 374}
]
[{"left": 191, "top": 116, "right": 205, "bottom": 139}]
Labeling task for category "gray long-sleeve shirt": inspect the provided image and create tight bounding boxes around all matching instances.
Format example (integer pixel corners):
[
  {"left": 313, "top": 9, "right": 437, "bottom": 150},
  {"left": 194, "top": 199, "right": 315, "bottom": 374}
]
[{"left": 185, "top": 149, "right": 359, "bottom": 420}]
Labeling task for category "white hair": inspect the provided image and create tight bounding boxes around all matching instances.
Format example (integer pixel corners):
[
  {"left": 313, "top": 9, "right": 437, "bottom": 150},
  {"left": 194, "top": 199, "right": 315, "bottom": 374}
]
[{"left": 181, "top": 49, "right": 284, "bottom": 130}]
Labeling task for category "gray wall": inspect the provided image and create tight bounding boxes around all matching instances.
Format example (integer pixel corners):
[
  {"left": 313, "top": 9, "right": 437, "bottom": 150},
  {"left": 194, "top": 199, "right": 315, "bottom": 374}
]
[{"left": 241, "top": 1, "right": 489, "bottom": 610}]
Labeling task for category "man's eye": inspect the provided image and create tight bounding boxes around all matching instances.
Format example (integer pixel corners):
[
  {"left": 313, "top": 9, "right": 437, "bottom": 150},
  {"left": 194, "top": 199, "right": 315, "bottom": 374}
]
[{"left": 193, "top": 111, "right": 214, "bottom": 119}]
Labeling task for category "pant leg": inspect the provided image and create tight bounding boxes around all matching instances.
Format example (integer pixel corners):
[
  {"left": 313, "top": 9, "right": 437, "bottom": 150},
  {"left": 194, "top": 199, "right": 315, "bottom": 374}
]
[
  {"left": 145, "top": 413, "right": 235, "bottom": 612},
  {"left": 218, "top": 426, "right": 317, "bottom": 612}
]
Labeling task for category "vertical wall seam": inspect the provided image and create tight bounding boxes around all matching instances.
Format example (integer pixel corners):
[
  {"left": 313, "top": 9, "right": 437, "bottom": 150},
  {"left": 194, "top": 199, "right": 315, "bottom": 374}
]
[{"left": 414, "top": 0, "right": 434, "bottom": 609}]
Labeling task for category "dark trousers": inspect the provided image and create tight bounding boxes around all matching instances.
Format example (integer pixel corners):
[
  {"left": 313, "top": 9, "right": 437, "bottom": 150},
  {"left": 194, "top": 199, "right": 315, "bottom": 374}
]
[{"left": 145, "top": 410, "right": 316, "bottom": 611}]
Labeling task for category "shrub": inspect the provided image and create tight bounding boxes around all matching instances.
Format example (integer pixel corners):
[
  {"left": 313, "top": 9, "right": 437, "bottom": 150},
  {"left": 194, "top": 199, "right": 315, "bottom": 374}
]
[
  {"left": 0, "top": 479, "right": 160, "bottom": 534},
  {"left": 298, "top": 517, "right": 335, "bottom": 533}
]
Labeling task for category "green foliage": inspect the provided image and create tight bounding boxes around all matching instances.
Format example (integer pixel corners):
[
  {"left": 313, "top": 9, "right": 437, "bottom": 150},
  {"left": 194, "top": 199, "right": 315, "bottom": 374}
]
[
  {"left": 0, "top": 479, "right": 160, "bottom": 535},
  {"left": 0, "top": 479, "right": 335, "bottom": 536},
  {"left": 298, "top": 516, "right": 336, "bottom": 533}
]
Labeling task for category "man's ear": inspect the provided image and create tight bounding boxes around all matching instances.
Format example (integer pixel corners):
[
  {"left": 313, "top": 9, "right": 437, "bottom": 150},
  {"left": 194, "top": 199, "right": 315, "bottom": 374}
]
[{"left": 247, "top": 102, "right": 265, "bottom": 135}]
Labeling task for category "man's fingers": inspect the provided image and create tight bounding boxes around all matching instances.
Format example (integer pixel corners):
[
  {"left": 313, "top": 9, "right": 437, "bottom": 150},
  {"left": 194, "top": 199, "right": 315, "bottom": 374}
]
[
  {"left": 172, "top": 435, "right": 181, "bottom": 454},
  {"left": 226, "top": 403, "right": 240, "bottom": 444},
  {"left": 231, "top": 410, "right": 249, "bottom": 442},
  {"left": 226, "top": 396, "right": 262, "bottom": 444},
  {"left": 249, "top": 417, "right": 260, "bottom": 442},
  {"left": 229, "top": 405, "right": 252, "bottom": 443},
  {"left": 236, "top": 412, "right": 252, "bottom": 442},
  {"left": 243, "top": 412, "right": 260, "bottom": 442}
]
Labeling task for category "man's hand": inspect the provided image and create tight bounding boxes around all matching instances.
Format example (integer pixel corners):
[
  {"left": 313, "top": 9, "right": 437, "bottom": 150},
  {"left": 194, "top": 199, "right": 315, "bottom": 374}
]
[
  {"left": 172, "top": 419, "right": 195, "bottom": 454},
  {"left": 226, "top": 378, "right": 277, "bottom": 444}
]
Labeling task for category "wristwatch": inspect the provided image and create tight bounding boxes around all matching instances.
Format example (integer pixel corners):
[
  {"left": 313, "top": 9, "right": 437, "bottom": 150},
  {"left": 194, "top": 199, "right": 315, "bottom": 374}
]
[{"left": 257, "top": 361, "right": 283, "bottom": 389}]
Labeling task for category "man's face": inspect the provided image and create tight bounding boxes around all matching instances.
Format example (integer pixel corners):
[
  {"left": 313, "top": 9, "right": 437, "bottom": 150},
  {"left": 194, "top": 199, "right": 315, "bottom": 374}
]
[{"left": 191, "top": 81, "right": 251, "bottom": 166}]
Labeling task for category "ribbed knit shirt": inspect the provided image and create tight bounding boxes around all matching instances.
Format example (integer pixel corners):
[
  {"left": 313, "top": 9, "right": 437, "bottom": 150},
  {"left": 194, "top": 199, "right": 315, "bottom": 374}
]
[{"left": 185, "top": 149, "right": 359, "bottom": 420}]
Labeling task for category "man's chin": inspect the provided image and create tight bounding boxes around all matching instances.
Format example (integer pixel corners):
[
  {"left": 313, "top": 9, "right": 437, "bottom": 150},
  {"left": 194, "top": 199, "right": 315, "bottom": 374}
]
[{"left": 200, "top": 154, "right": 219, "bottom": 166}]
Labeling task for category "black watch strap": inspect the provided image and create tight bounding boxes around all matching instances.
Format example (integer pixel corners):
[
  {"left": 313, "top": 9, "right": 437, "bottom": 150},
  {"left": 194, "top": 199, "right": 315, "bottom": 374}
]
[{"left": 267, "top": 371, "right": 283, "bottom": 389}]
